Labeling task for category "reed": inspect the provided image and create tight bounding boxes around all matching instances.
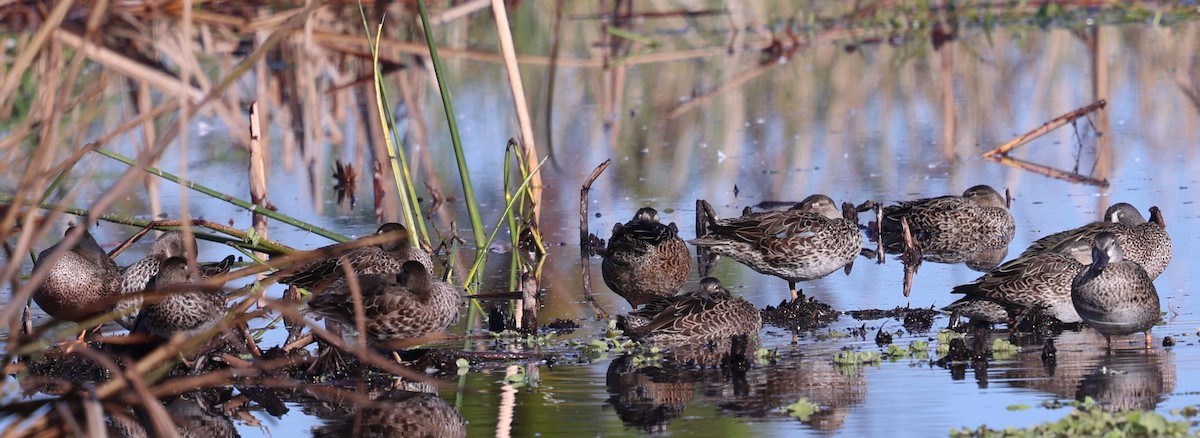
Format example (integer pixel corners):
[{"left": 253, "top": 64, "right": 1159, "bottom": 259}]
[
  {"left": 91, "top": 146, "right": 349, "bottom": 243},
  {"left": 358, "top": 7, "right": 431, "bottom": 249},
  {"left": 416, "top": 0, "right": 488, "bottom": 257}
]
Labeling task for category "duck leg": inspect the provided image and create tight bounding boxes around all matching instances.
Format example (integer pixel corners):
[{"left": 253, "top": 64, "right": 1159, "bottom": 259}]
[{"left": 788, "top": 281, "right": 800, "bottom": 301}]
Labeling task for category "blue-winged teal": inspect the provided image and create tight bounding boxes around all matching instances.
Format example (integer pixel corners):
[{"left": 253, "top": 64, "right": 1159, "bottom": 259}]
[
  {"left": 601, "top": 207, "right": 691, "bottom": 307},
  {"left": 944, "top": 239, "right": 1092, "bottom": 325},
  {"left": 1019, "top": 204, "right": 1171, "bottom": 279},
  {"left": 114, "top": 230, "right": 196, "bottom": 329},
  {"left": 618, "top": 277, "right": 761, "bottom": 345},
  {"left": 882, "top": 185, "right": 1015, "bottom": 246},
  {"left": 32, "top": 226, "right": 120, "bottom": 322},
  {"left": 1019, "top": 203, "right": 1142, "bottom": 256},
  {"left": 690, "top": 194, "right": 862, "bottom": 300},
  {"left": 131, "top": 256, "right": 235, "bottom": 338},
  {"left": 307, "top": 261, "right": 459, "bottom": 346},
  {"left": 1071, "top": 232, "right": 1161, "bottom": 349},
  {"left": 278, "top": 223, "right": 433, "bottom": 292}
]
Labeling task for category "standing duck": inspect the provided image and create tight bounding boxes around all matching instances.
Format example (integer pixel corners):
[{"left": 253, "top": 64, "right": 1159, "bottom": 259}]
[
  {"left": 32, "top": 226, "right": 120, "bottom": 323},
  {"left": 690, "top": 194, "right": 861, "bottom": 301},
  {"left": 306, "top": 261, "right": 460, "bottom": 346},
  {"left": 278, "top": 223, "right": 433, "bottom": 292},
  {"left": 601, "top": 207, "right": 691, "bottom": 307},
  {"left": 1071, "top": 232, "right": 1161, "bottom": 349}
]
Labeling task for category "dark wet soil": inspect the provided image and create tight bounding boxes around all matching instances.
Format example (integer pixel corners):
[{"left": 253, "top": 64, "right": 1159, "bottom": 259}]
[
  {"left": 761, "top": 296, "right": 839, "bottom": 331},
  {"left": 845, "top": 306, "right": 939, "bottom": 333}
]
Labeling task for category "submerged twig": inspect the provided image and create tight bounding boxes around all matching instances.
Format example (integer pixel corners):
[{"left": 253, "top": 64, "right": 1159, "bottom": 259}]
[{"left": 986, "top": 155, "right": 1108, "bottom": 187}]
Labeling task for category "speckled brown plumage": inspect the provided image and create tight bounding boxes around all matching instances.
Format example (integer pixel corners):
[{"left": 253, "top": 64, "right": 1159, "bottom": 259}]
[
  {"left": 690, "top": 194, "right": 862, "bottom": 299},
  {"left": 601, "top": 207, "right": 691, "bottom": 307},
  {"left": 1071, "top": 232, "right": 1162, "bottom": 349},
  {"left": 945, "top": 240, "right": 1091, "bottom": 324},
  {"left": 882, "top": 185, "right": 1015, "bottom": 249},
  {"left": 1019, "top": 203, "right": 1172, "bottom": 279},
  {"left": 307, "top": 261, "right": 459, "bottom": 345},
  {"left": 618, "top": 277, "right": 761, "bottom": 345},
  {"left": 313, "top": 389, "right": 466, "bottom": 438},
  {"left": 278, "top": 223, "right": 434, "bottom": 292},
  {"left": 114, "top": 231, "right": 196, "bottom": 329},
  {"left": 32, "top": 226, "right": 120, "bottom": 322},
  {"left": 132, "top": 256, "right": 234, "bottom": 338}
]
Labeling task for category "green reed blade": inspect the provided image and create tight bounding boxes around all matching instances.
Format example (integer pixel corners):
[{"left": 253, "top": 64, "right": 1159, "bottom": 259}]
[
  {"left": 417, "top": 0, "right": 487, "bottom": 256},
  {"left": 357, "top": 5, "right": 430, "bottom": 248},
  {"left": 89, "top": 146, "right": 348, "bottom": 243}
]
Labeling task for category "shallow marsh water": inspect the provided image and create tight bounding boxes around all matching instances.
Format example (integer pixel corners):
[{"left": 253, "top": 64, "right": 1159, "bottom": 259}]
[{"left": 4, "top": 2, "right": 1200, "bottom": 436}]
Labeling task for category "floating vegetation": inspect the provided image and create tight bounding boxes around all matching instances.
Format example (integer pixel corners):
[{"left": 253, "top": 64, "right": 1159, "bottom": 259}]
[
  {"left": 952, "top": 398, "right": 1192, "bottom": 437},
  {"left": 785, "top": 398, "right": 822, "bottom": 422},
  {"left": 833, "top": 350, "right": 882, "bottom": 367}
]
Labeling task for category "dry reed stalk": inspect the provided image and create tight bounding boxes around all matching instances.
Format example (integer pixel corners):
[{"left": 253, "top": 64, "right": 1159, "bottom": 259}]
[
  {"left": 579, "top": 160, "right": 611, "bottom": 319},
  {"left": 519, "top": 270, "right": 538, "bottom": 335},
  {"left": 52, "top": 30, "right": 204, "bottom": 103},
  {"left": 262, "top": 298, "right": 441, "bottom": 384},
  {"left": 490, "top": 0, "right": 544, "bottom": 224},
  {"left": 0, "top": 0, "right": 73, "bottom": 116},
  {"left": 148, "top": 355, "right": 311, "bottom": 398},
  {"left": 338, "top": 259, "right": 369, "bottom": 351},
  {"left": 430, "top": 0, "right": 490, "bottom": 25},
  {"left": 80, "top": 392, "right": 104, "bottom": 438},
  {"left": 249, "top": 102, "right": 271, "bottom": 263},
  {"left": 874, "top": 202, "right": 884, "bottom": 264},
  {"left": 980, "top": 99, "right": 1108, "bottom": 157}
]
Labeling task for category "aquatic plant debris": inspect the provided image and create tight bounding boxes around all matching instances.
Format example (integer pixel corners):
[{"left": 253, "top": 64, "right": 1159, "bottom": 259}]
[{"left": 952, "top": 398, "right": 1191, "bottom": 437}]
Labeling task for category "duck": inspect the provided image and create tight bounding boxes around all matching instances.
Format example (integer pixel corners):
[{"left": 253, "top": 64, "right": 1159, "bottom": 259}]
[
  {"left": 131, "top": 255, "right": 235, "bottom": 338},
  {"left": 881, "top": 184, "right": 1015, "bottom": 247},
  {"left": 114, "top": 230, "right": 196, "bottom": 329},
  {"left": 1019, "top": 204, "right": 1171, "bottom": 279},
  {"left": 306, "top": 261, "right": 460, "bottom": 346},
  {"left": 1071, "top": 232, "right": 1161, "bottom": 349},
  {"left": 944, "top": 239, "right": 1092, "bottom": 325},
  {"left": 601, "top": 207, "right": 691, "bottom": 307},
  {"left": 32, "top": 226, "right": 120, "bottom": 323},
  {"left": 617, "top": 277, "right": 761, "bottom": 345},
  {"left": 690, "top": 194, "right": 861, "bottom": 301},
  {"left": 277, "top": 222, "right": 434, "bottom": 292}
]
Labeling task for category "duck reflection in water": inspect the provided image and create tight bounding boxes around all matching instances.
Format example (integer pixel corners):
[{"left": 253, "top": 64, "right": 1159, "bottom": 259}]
[
  {"left": 995, "top": 330, "right": 1176, "bottom": 411},
  {"left": 307, "top": 383, "right": 466, "bottom": 438}
]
